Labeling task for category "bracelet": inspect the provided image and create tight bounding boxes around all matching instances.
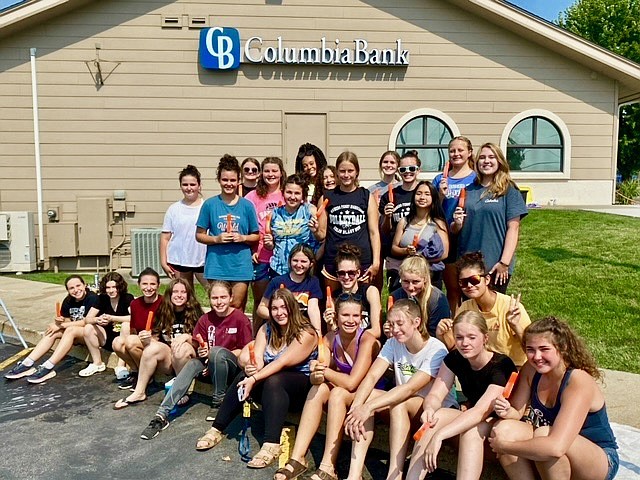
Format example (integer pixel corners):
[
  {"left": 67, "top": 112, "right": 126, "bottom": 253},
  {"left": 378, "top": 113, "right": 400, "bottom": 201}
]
[
  {"left": 251, "top": 374, "right": 257, "bottom": 382},
  {"left": 499, "top": 261, "right": 509, "bottom": 267}
]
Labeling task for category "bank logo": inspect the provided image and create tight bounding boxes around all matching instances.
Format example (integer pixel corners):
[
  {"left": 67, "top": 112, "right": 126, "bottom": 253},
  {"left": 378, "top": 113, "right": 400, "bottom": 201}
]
[{"left": 199, "top": 27, "right": 240, "bottom": 70}]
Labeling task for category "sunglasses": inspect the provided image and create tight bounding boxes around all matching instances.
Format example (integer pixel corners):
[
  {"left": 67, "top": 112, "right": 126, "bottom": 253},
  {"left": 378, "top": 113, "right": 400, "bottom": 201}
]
[
  {"left": 458, "top": 274, "right": 484, "bottom": 288},
  {"left": 337, "top": 269, "right": 359, "bottom": 278},
  {"left": 243, "top": 167, "right": 259, "bottom": 174},
  {"left": 337, "top": 293, "right": 363, "bottom": 302},
  {"left": 398, "top": 165, "right": 420, "bottom": 174}
]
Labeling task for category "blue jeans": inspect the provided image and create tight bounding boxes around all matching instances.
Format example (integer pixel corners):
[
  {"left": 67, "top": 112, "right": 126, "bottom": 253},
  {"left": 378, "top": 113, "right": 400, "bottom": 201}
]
[
  {"left": 603, "top": 447, "right": 619, "bottom": 480},
  {"left": 156, "top": 346, "right": 240, "bottom": 419}
]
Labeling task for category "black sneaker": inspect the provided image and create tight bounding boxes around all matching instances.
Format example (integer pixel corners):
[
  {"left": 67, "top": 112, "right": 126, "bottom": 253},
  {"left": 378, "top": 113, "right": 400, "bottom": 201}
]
[
  {"left": 4, "top": 361, "right": 36, "bottom": 380},
  {"left": 205, "top": 407, "right": 217, "bottom": 422},
  {"left": 117, "top": 373, "right": 137, "bottom": 390},
  {"left": 26, "top": 365, "right": 56, "bottom": 384},
  {"left": 140, "top": 415, "right": 169, "bottom": 440}
]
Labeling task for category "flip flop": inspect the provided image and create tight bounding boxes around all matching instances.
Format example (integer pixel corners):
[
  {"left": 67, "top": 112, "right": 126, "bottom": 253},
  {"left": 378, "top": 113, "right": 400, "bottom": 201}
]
[{"left": 113, "top": 397, "right": 146, "bottom": 410}]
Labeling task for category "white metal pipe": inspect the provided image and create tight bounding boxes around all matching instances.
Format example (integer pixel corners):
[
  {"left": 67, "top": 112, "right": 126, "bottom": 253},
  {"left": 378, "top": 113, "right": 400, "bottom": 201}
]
[{"left": 30, "top": 47, "right": 45, "bottom": 264}]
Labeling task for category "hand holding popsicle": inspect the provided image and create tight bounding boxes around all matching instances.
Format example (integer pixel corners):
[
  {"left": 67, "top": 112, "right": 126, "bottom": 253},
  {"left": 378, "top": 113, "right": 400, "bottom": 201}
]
[
  {"left": 316, "top": 198, "right": 330, "bottom": 217},
  {"left": 248, "top": 341, "right": 256, "bottom": 365}
]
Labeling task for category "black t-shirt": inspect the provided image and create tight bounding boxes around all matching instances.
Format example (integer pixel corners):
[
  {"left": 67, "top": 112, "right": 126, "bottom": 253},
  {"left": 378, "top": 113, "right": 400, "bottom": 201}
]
[
  {"left": 444, "top": 350, "right": 517, "bottom": 407},
  {"left": 98, "top": 292, "right": 134, "bottom": 336},
  {"left": 379, "top": 185, "right": 414, "bottom": 255},
  {"left": 61, "top": 291, "right": 100, "bottom": 321},
  {"left": 324, "top": 187, "right": 373, "bottom": 271}
]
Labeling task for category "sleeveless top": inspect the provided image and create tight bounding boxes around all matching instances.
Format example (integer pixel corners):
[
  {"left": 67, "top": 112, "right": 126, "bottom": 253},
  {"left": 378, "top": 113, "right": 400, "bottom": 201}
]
[
  {"left": 331, "top": 328, "right": 385, "bottom": 389},
  {"left": 324, "top": 187, "right": 372, "bottom": 271},
  {"left": 334, "top": 283, "right": 372, "bottom": 330},
  {"left": 263, "top": 324, "right": 315, "bottom": 375},
  {"left": 528, "top": 369, "right": 617, "bottom": 450}
]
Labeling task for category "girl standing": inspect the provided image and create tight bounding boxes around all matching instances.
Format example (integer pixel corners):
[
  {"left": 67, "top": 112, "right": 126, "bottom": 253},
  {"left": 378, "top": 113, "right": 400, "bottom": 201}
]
[
  {"left": 407, "top": 311, "right": 517, "bottom": 480},
  {"left": 196, "top": 154, "right": 260, "bottom": 310},
  {"left": 114, "top": 278, "right": 203, "bottom": 409},
  {"left": 436, "top": 252, "right": 530, "bottom": 367},
  {"left": 311, "top": 165, "right": 338, "bottom": 206},
  {"left": 160, "top": 164, "right": 207, "bottom": 288},
  {"left": 343, "top": 299, "right": 455, "bottom": 480},
  {"left": 489, "top": 317, "right": 618, "bottom": 480},
  {"left": 324, "top": 243, "right": 382, "bottom": 339},
  {"left": 391, "top": 181, "right": 448, "bottom": 290},
  {"left": 453, "top": 143, "right": 527, "bottom": 294},
  {"left": 275, "top": 297, "right": 380, "bottom": 480},
  {"left": 318, "top": 151, "right": 381, "bottom": 290},
  {"left": 368, "top": 150, "right": 400, "bottom": 201},
  {"left": 240, "top": 157, "right": 261, "bottom": 197},
  {"left": 195, "top": 289, "right": 317, "bottom": 471},
  {"left": 433, "top": 136, "right": 476, "bottom": 313},
  {"left": 295, "top": 142, "right": 328, "bottom": 202},
  {"left": 81, "top": 272, "right": 134, "bottom": 377},
  {"left": 246, "top": 157, "right": 286, "bottom": 318}
]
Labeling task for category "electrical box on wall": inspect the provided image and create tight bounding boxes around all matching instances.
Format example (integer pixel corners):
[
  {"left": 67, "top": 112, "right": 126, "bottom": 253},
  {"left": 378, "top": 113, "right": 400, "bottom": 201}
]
[
  {"left": 47, "top": 223, "right": 78, "bottom": 257},
  {"left": 77, "top": 198, "right": 110, "bottom": 256}
]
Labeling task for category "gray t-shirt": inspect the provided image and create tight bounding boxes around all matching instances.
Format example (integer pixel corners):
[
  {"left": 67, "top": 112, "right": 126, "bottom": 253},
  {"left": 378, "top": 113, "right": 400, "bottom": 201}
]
[{"left": 458, "top": 183, "right": 527, "bottom": 274}]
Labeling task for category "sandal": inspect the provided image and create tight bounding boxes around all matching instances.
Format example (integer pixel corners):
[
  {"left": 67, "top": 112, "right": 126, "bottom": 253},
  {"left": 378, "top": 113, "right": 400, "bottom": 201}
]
[
  {"left": 308, "top": 467, "right": 338, "bottom": 480},
  {"left": 273, "top": 458, "right": 307, "bottom": 480},
  {"left": 177, "top": 394, "right": 190, "bottom": 407},
  {"left": 195, "top": 427, "right": 223, "bottom": 451},
  {"left": 247, "top": 442, "right": 281, "bottom": 469}
]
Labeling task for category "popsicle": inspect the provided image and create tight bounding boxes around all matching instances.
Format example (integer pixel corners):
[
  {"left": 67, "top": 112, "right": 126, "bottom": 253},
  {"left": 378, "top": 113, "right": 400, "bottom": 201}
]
[
  {"left": 458, "top": 187, "right": 467, "bottom": 209},
  {"left": 248, "top": 341, "right": 256, "bottom": 365},
  {"left": 413, "top": 422, "right": 430, "bottom": 441},
  {"left": 226, "top": 213, "right": 233, "bottom": 233},
  {"left": 443, "top": 161, "right": 450, "bottom": 179},
  {"left": 55, "top": 302, "right": 61, "bottom": 317},
  {"left": 145, "top": 311, "right": 154, "bottom": 331},
  {"left": 316, "top": 198, "right": 330, "bottom": 217},
  {"left": 265, "top": 211, "right": 272, "bottom": 235},
  {"left": 503, "top": 371, "right": 518, "bottom": 399},
  {"left": 326, "top": 286, "right": 334, "bottom": 310}
]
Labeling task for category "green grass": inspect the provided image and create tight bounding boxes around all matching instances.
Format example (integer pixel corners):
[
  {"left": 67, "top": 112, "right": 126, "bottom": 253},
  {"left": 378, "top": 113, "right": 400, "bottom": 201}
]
[
  {"left": 9, "top": 209, "right": 640, "bottom": 373},
  {"left": 510, "top": 209, "right": 640, "bottom": 373}
]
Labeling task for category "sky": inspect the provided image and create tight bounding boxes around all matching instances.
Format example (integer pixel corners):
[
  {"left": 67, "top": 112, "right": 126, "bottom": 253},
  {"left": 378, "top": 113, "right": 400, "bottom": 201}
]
[{"left": 508, "top": 0, "right": 577, "bottom": 22}]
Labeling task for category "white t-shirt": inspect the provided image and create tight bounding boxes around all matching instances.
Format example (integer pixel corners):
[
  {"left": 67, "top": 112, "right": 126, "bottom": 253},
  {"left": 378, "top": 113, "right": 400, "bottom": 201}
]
[
  {"left": 162, "top": 199, "right": 206, "bottom": 267},
  {"left": 379, "top": 336, "right": 457, "bottom": 406}
]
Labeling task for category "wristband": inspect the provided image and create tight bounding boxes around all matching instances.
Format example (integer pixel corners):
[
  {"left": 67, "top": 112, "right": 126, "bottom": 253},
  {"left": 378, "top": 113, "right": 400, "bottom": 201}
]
[{"left": 499, "top": 261, "right": 509, "bottom": 267}]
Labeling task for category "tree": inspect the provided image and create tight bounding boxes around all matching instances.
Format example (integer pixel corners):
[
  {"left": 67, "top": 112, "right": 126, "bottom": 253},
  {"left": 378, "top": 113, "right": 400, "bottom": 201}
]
[{"left": 558, "top": 0, "right": 640, "bottom": 179}]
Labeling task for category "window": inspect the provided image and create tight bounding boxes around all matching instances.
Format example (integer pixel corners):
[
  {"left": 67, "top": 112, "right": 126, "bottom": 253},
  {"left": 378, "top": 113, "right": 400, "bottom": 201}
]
[
  {"left": 391, "top": 110, "right": 458, "bottom": 172},
  {"left": 507, "top": 116, "right": 563, "bottom": 172}
]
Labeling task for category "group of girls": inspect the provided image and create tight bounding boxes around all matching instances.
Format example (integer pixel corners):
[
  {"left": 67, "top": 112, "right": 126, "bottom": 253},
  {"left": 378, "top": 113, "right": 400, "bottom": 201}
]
[{"left": 4, "top": 140, "right": 618, "bottom": 480}]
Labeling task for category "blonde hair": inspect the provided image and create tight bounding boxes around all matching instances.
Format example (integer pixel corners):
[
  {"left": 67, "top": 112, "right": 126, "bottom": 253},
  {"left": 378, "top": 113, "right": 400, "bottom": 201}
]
[
  {"left": 453, "top": 310, "right": 488, "bottom": 336},
  {"left": 398, "top": 256, "right": 432, "bottom": 336},
  {"left": 474, "top": 143, "right": 516, "bottom": 198},
  {"left": 389, "top": 299, "right": 428, "bottom": 340}
]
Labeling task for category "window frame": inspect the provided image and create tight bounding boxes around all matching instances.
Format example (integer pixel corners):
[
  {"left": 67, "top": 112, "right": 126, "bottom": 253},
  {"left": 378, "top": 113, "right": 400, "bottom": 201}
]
[
  {"left": 389, "top": 108, "right": 460, "bottom": 176},
  {"left": 501, "top": 110, "right": 571, "bottom": 180}
]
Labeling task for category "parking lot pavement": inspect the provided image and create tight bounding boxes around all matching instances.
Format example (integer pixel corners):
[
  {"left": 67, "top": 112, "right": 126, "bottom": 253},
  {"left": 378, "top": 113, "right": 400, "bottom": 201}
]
[{"left": 1, "top": 341, "right": 454, "bottom": 480}]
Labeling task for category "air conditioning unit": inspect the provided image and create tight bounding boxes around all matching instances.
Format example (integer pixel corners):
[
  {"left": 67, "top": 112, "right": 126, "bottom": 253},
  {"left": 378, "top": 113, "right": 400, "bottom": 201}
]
[
  {"left": 0, "top": 211, "right": 37, "bottom": 273},
  {"left": 131, "top": 227, "right": 166, "bottom": 278}
]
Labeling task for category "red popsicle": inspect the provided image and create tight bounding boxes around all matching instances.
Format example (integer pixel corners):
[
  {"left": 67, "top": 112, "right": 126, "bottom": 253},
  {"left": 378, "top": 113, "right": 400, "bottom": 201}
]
[
  {"left": 458, "top": 188, "right": 467, "bottom": 209},
  {"left": 503, "top": 372, "right": 518, "bottom": 399},
  {"left": 145, "top": 311, "right": 154, "bottom": 331}
]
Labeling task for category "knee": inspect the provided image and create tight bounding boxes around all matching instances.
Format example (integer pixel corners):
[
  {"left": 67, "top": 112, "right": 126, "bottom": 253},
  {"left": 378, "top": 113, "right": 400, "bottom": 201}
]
[
  {"left": 174, "top": 342, "right": 194, "bottom": 361},
  {"left": 533, "top": 426, "right": 550, "bottom": 438},
  {"left": 492, "top": 419, "right": 525, "bottom": 442},
  {"left": 83, "top": 323, "right": 97, "bottom": 337},
  {"left": 112, "top": 337, "right": 124, "bottom": 352},
  {"left": 328, "top": 386, "right": 350, "bottom": 406},
  {"left": 124, "top": 334, "right": 141, "bottom": 350}
]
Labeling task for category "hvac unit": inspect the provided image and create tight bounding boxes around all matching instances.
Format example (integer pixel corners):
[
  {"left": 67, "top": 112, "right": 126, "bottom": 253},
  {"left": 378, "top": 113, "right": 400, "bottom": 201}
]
[
  {"left": 0, "top": 211, "right": 37, "bottom": 273},
  {"left": 131, "top": 228, "right": 165, "bottom": 278}
]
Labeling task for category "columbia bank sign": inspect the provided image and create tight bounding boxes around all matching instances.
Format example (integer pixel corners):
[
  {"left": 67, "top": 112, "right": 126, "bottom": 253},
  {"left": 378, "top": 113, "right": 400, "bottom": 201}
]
[{"left": 199, "top": 27, "right": 410, "bottom": 70}]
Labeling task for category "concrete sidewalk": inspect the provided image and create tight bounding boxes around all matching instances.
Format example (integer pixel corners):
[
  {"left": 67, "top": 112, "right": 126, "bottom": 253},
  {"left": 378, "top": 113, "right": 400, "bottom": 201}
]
[{"left": 1, "top": 273, "right": 639, "bottom": 428}]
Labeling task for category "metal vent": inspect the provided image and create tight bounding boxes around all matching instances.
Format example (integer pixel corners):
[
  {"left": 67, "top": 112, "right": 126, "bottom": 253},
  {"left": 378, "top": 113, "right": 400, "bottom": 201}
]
[
  {"left": 131, "top": 228, "right": 165, "bottom": 277},
  {"left": 161, "top": 15, "right": 182, "bottom": 28},
  {"left": 0, "top": 243, "right": 10, "bottom": 269},
  {"left": 188, "top": 16, "right": 207, "bottom": 28}
]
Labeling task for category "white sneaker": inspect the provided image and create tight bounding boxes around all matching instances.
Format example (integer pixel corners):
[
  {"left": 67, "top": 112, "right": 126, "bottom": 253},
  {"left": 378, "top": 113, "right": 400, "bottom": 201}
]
[
  {"left": 114, "top": 366, "right": 129, "bottom": 380},
  {"left": 79, "top": 363, "right": 106, "bottom": 377}
]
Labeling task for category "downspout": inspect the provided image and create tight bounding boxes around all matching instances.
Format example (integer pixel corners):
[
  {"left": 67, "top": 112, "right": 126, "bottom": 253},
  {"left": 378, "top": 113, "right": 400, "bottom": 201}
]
[{"left": 30, "top": 47, "right": 45, "bottom": 267}]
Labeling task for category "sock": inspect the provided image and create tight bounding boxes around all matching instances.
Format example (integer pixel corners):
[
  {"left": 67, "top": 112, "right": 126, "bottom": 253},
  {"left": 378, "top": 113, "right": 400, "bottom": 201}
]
[
  {"left": 22, "top": 357, "right": 35, "bottom": 367},
  {"left": 42, "top": 360, "right": 55, "bottom": 370}
]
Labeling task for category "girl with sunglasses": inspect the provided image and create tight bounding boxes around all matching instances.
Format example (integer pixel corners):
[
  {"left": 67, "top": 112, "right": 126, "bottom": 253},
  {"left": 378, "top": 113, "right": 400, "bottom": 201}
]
[
  {"left": 318, "top": 151, "right": 381, "bottom": 291},
  {"left": 256, "top": 244, "right": 322, "bottom": 333},
  {"left": 196, "top": 154, "right": 260, "bottom": 311},
  {"left": 452, "top": 143, "right": 527, "bottom": 294},
  {"left": 387, "top": 256, "right": 450, "bottom": 337},
  {"left": 380, "top": 150, "right": 422, "bottom": 289},
  {"left": 432, "top": 136, "right": 476, "bottom": 314},
  {"left": 407, "top": 311, "right": 517, "bottom": 479},
  {"left": 295, "top": 142, "right": 328, "bottom": 202},
  {"left": 240, "top": 157, "right": 260, "bottom": 197},
  {"left": 344, "top": 299, "right": 456, "bottom": 480},
  {"left": 489, "top": 317, "right": 618, "bottom": 480},
  {"left": 436, "top": 252, "right": 530, "bottom": 367},
  {"left": 391, "top": 180, "right": 448, "bottom": 291},
  {"left": 324, "top": 243, "right": 382, "bottom": 338},
  {"left": 246, "top": 157, "right": 286, "bottom": 320},
  {"left": 196, "top": 289, "right": 317, "bottom": 470},
  {"left": 275, "top": 296, "right": 380, "bottom": 480}
]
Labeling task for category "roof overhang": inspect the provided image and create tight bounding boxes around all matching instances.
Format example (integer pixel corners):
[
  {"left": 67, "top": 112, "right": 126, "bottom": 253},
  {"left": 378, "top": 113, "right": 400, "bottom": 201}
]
[
  {"left": 448, "top": 0, "right": 640, "bottom": 105},
  {"left": 0, "top": 0, "right": 93, "bottom": 39}
]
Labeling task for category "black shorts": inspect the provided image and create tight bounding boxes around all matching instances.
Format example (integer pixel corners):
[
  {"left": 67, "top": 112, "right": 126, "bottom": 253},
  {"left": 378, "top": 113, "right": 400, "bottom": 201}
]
[{"left": 169, "top": 263, "right": 204, "bottom": 274}]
